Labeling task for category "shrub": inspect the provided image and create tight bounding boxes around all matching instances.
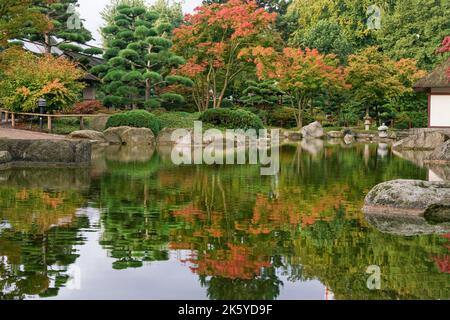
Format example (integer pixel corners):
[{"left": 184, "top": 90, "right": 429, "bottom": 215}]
[
  {"left": 105, "top": 110, "right": 161, "bottom": 134},
  {"left": 0, "top": 48, "right": 85, "bottom": 112},
  {"left": 200, "top": 108, "right": 265, "bottom": 131},
  {"left": 72, "top": 100, "right": 106, "bottom": 114},
  {"left": 267, "top": 107, "right": 298, "bottom": 129},
  {"left": 156, "top": 112, "right": 201, "bottom": 128}
]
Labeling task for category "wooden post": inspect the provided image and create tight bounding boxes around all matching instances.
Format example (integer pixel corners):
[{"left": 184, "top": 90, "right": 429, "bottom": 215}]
[
  {"left": 4, "top": 112, "right": 8, "bottom": 126},
  {"left": 11, "top": 113, "right": 15, "bottom": 128},
  {"left": 47, "top": 116, "right": 52, "bottom": 133},
  {"left": 79, "top": 116, "right": 84, "bottom": 130}
]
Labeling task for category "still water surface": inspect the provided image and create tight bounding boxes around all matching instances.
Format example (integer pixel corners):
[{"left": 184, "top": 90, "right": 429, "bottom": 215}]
[{"left": 0, "top": 142, "right": 449, "bottom": 300}]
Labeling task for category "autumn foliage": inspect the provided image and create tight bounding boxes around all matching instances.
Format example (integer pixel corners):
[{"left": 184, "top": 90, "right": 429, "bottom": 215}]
[
  {"left": 438, "top": 36, "right": 450, "bottom": 80},
  {"left": 0, "top": 48, "right": 85, "bottom": 112},
  {"left": 173, "top": 0, "right": 278, "bottom": 111},
  {"left": 241, "top": 46, "right": 349, "bottom": 127}
]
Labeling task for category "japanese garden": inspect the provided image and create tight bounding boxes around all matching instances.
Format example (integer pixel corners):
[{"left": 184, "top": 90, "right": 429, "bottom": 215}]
[{"left": 0, "top": 0, "right": 449, "bottom": 301}]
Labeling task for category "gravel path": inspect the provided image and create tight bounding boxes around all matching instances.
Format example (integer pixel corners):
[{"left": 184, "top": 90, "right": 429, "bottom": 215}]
[{"left": 0, "top": 128, "right": 67, "bottom": 140}]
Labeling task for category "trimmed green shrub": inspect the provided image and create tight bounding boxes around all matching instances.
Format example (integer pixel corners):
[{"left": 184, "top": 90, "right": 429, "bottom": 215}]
[
  {"left": 156, "top": 112, "right": 201, "bottom": 129},
  {"left": 105, "top": 110, "right": 161, "bottom": 134},
  {"left": 200, "top": 108, "right": 265, "bottom": 131}
]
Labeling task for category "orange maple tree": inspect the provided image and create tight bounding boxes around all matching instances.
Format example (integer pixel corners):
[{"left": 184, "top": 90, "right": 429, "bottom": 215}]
[
  {"left": 173, "top": 0, "right": 278, "bottom": 111},
  {"left": 240, "top": 46, "right": 350, "bottom": 127}
]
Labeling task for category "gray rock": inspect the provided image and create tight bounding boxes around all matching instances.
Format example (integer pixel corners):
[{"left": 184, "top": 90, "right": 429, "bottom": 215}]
[
  {"left": 301, "top": 121, "right": 324, "bottom": 139},
  {"left": 157, "top": 128, "right": 193, "bottom": 146},
  {"left": 0, "top": 139, "right": 91, "bottom": 164},
  {"left": 327, "top": 131, "right": 343, "bottom": 139},
  {"left": 425, "top": 140, "right": 450, "bottom": 164},
  {"left": 393, "top": 131, "right": 449, "bottom": 150},
  {"left": 365, "top": 213, "right": 450, "bottom": 236},
  {"left": 104, "top": 126, "right": 131, "bottom": 145},
  {"left": 121, "top": 127, "right": 155, "bottom": 146},
  {"left": 0, "top": 151, "right": 12, "bottom": 163},
  {"left": 343, "top": 134, "right": 356, "bottom": 144},
  {"left": 363, "top": 179, "right": 450, "bottom": 217},
  {"left": 69, "top": 130, "right": 106, "bottom": 142},
  {"left": 89, "top": 115, "right": 110, "bottom": 131},
  {"left": 428, "top": 165, "right": 450, "bottom": 181}
]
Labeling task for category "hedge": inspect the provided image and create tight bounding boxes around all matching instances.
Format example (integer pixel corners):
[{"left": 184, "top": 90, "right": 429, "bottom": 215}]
[
  {"left": 105, "top": 110, "right": 161, "bottom": 134},
  {"left": 200, "top": 108, "right": 265, "bottom": 131}
]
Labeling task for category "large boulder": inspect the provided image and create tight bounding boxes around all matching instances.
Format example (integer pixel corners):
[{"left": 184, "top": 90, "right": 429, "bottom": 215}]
[
  {"left": 0, "top": 151, "right": 12, "bottom": 164},
  {"left": 0, "top": 139, "right": 91, "bottom": 163},
  {"left": 363, "top": 179, "right": 450, "bottom": 218},
  {"left": 103, "top": 126, "right": 131, "bottom": 145},
  {"left": 69, "top": 130, "right": 106, "bottom": 142},
  {"left": 120, "top": 127, "right": 155, "bottom": 146},
  {"left": 393, "top": 131, "right": 449, "bottom": 150},
  {"left": 301, "top": 121, "right": 324, "bottom": 139},
  {"left": 89, "top": 115, "right": 110, "bottom": 131},
  {"left": 425, "top": 140, "right": 450, "bottom": 164},
  {"left": 157, "top": 128, "right": 194, "bottom": 146}
]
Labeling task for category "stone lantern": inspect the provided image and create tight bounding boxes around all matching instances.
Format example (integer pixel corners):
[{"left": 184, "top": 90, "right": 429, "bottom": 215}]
[
  {"left": 378, "top": 123, "right": 389, "bottom": 138},
  {"left": 364, "top": 113, "right": 372, "bottom": 131}
]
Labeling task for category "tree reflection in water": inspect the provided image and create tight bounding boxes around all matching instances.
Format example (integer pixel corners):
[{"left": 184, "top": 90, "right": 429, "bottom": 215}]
[{"left": 1, "top": 143, "right": 449, "bottom": 300}]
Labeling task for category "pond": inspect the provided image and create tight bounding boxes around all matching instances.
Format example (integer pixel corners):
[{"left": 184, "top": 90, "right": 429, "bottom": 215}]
[{"left": 0, "top": 142, "right": 449, "bottom": 300}]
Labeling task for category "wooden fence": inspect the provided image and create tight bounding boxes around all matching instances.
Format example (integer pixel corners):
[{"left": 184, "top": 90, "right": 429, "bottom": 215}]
[{"left": 0, "top": 109, "right": 107, "bottom": 133}]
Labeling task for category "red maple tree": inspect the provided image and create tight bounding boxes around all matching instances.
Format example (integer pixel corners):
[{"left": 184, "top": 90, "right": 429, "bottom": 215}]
[{"left": 173, "top": 0, "right": 278, "bottom": 111}]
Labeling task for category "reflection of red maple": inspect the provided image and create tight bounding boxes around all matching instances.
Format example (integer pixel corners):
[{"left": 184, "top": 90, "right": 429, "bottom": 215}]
[
  {"left": 434, "top": 256, "right": 450, "bottom": 274},
  {"left": 187, "top": 244, "right": 271, "bottom": 280},
  {"left": 172, "top": 204, "right": 205, "bottom": 222},
  {"left": 433, "top": 233, "right": 450, "bottom": 274}
]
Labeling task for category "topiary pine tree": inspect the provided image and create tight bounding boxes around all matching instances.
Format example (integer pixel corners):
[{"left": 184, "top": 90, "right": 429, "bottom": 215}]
[
  {"left": 21, "top": 1, "right": 100, "bottom": 58},
  {"left": 241, "top": 80, "right": 284, "bottom": 108},
  {"left": 92, "top": 4, "right": 192, "bottom": 109}
]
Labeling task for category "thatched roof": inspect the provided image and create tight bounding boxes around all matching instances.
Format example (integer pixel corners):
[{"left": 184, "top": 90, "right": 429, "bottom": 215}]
[{"left": 413, "top": 59, "right": 450, "bottom": 92}]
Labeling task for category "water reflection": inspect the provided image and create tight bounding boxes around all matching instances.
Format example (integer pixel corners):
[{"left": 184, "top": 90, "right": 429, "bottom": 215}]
[{"left": 1, "top": 143, "right": 449, "bottom": 300}]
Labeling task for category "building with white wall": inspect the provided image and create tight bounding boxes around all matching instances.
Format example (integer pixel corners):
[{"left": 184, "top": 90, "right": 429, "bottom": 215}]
[{"left": 414, "top": 60, "right": 450, "bottom": 128}]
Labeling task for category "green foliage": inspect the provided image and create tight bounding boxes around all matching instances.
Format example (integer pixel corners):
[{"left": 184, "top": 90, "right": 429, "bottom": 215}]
[
  {"left": 200, "top": 108, "right": 265, "bottom": 131},
  {"left": 95, "top": 4, "right": 191, "bottom": 109},
  {"left": 0, "top": 48, "right": 85, "bottom": 112},
  {"left": 267, "top": 106, "right": 299, "bottom": 128},
  {"left": 378, "top": 0, "right": 450, "bottom": 70},
  {"left": 0, "top": 0, "right": 49, "bottom": 46},
  {"left": 241, "top": 80, "right": 284, "bottom": 107},
  {"left": 156, "top": 111, "right": 201, "bottom": 128},
  {"left": 20, "top": 0, "right": 96, "bottom": 67},
  {"left": 105, "top": 110, "right": 161, "bottom": 134},
  {"left": 293, "top": 19, "right": 353, "bottom": 63}
]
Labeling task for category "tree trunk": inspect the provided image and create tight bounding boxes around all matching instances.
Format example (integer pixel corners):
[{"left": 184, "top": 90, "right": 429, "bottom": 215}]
[{"left": 44, "top": 33, "right": 51, "bottom": 54}]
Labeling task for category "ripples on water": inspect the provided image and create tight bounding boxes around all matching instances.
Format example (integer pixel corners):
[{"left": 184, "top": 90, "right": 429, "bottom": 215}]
[{"left": 0, "top": 142, "right": 449, "bottom": 300}]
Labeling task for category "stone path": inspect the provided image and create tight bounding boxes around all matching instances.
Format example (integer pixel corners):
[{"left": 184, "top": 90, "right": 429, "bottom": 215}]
[{"left": 0, "top": 128, "right": 66, "bottom": 140}]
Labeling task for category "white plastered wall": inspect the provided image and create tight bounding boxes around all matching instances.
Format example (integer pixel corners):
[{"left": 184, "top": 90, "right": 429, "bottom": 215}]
[{"left": 430, "top": 95, "right": 450, "bottom": 127}]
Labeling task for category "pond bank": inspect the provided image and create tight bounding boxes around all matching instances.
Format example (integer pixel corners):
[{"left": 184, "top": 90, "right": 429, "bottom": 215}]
[{"left": 0, "top": 138, "right": 91, "bottom": 170}]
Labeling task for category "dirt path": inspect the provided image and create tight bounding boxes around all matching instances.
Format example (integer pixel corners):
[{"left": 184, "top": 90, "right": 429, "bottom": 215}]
[{"left": 0, "top": 128, "right": 67, "bottom": 140}]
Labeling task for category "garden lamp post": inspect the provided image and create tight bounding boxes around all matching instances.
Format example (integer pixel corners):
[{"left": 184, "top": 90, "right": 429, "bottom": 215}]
[{"left": 38, "top": 98, "right": 46, "bottom": 130}]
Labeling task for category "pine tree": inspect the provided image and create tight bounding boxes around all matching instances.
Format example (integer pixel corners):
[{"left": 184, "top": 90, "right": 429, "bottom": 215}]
[
  {"left": 92, "top": 4, "right": 192, "bottom": 109},
  {"left": 22, "top": 1, "right": 101, "bottom": 56},
  {"left": 0, "top": 0, "right": 50, "bottom": 47},
  {"left": 241, "top": 80, "right": 284, "bottom": 108}
]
